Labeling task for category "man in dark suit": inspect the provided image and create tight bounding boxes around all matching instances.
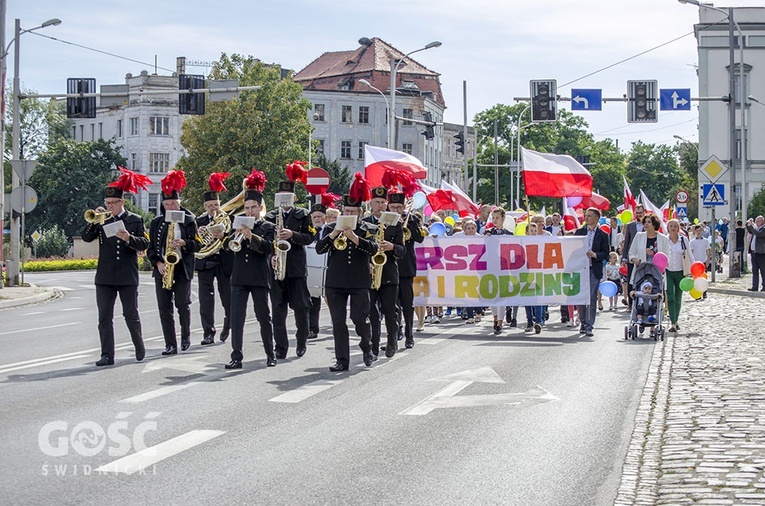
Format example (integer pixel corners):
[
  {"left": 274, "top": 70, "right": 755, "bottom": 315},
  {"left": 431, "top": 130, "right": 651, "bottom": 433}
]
[
  {"left": 620, "top": 204, "right": 645, "bottom": 308},
  {"left": 225, "top": 184, "right": 276, "bottom": 369},
  {"left": 147, "top": 172, "right": 201, "bottom": 355},
  {"left": 195, "top": 175, "right": 234, "bottom": 345},
  {"left": 308, "top": 202, "right": 330, "bottom": 339},
  {"left": 574, "top": 207, "right": 611, "bottom": 337},
  {"left": 746, "top": 215, "right": 765, "bottom": 291},
  {"left": 82, "top": 179, "right": 150, "bottom": 366},
  {"left": 265, "top": 181, "right": 315, "bottom": 359},
  {"left": 316, "top": 194, "right": 379, "bottom": 371}
]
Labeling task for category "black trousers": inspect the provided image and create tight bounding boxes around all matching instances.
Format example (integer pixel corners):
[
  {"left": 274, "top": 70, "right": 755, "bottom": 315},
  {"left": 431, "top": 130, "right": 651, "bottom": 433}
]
[
  {"left": 326, "top": 287, "right": 371, "bottom": 366},
  {"left": 230, "top": 285, "right": 273, "bottom": 362},
  {"left": 309, "top": 296, "right": 322, "bottom": 334},
  {"left": 398, "top": 278, "right": 414, "bottom": 341},
  {"left": 154, "top": 276, "right": 192, "bottom": 348},
  {"left": 197, "top": 265, "right": 231, "bottom": 337},
  {"left": 270, "top": 276, "right": 311, "bottom": 355},
  {"left": 96, "top": 284, "right": 143, "bottom": 360},
  {"left": 369, "top": 284, "right": 399, "bottom": 355},
  {"left": 752, "top": 252, "right": 765, "bottom": 290}
]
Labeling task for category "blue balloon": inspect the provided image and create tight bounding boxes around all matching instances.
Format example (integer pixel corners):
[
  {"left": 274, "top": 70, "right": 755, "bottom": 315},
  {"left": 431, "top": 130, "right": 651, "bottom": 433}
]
[
  {"left": 412, "top": 191, "right": 428, "bottom": 209},
  {"left": 599, "top": 217, "right": 607, "bottom": 225},
  {"left": 452, "top": 213, "right": 459, "bottom": 221},
  {"left": 599, "top": 281, "right": 618, "bottom": 298},
  {"left": 429, "top": 222, "right": 446, "bottom": 237}
]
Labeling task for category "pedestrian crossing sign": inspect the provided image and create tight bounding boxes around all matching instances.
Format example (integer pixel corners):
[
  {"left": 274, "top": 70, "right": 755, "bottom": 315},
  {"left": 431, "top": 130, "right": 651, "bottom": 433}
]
[{"left": 701, "top": 183, "right": 726, "bottom": 206}]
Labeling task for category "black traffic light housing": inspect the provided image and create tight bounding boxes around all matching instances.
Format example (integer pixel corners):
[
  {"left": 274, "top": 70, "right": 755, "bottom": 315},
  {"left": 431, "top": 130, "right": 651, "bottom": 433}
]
[
  {"left": 455, "top": 130, "right": 465, "bottom": 154},
  {"left": 530, "top": 79, "right": 557, "bottom": 122},
  {"left": 66, "top": 78, "right": 97, "bottom": 119},
  {"left": 421, "top": 112, "right": 435, "bottom": 140},
  {"left": 179, "top": 74, "right": 206, "bottom": 115},
  {"left": 627, "top": 80, "right": 658, "bottom": 123}
]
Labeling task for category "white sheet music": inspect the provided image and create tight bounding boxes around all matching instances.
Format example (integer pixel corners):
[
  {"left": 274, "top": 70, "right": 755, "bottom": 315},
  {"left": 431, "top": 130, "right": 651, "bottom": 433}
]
[
  {"left": 335, "top": 215, "right": 357, "bottom": 230},
  {"left": 232, "top": 216, "right": 256, "bottom": 230},
  {"left": 102, "top": 220, "right": 126, "bottom": 238}
]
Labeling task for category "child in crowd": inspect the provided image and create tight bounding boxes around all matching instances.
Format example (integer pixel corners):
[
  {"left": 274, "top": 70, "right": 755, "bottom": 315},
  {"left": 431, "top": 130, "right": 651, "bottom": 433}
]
[
  {"left": 485, "top": 207, "right": 511, "bottom": 334},
  {"left": 602, "top": 252, "right": 622, "bottom": 310},
  {"left": 631, "top": 281, "right": 657, "bottom": 331}
]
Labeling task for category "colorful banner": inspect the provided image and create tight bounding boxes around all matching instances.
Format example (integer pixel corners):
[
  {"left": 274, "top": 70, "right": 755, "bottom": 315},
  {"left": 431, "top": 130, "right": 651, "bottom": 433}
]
[{"left": 413, "top": 235, "right": 590, "bottom": 306}]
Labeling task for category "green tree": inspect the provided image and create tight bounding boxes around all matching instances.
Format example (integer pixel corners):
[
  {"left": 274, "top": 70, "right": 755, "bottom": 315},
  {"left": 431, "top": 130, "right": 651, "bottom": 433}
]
[
  {"left": 34, "top": 224, "right": 69, "bottom": 258},
  {"left": 176, "top": 54, "right": 313, "bottom": 212},
  {"left": 675, "top": 141, "right": 700, "bottom": 219},
  {"left": 748, "top": 185, "right": 765, "bottom": 220},
  {"left": 25, "top": 138, "right": 126, "bottom": 239},
  {"left": 626, "top": 141, "right": 684, "bottom": 208}
]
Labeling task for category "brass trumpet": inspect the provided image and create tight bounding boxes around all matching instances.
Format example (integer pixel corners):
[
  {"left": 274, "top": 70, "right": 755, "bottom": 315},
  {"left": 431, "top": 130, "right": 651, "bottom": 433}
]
[
  {"left": 228, "top": 232, "right": 244, "bottom": 252},
  {"left": 84, "top": 209, "right": 112, "bottom": 224},
  {"left": 333, "top": 234, "right": 348, "bottom": 250}
]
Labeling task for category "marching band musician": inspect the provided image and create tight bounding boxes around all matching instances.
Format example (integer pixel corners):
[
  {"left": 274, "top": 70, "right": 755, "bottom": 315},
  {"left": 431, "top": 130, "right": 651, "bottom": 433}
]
[
  {"left": 147, "top": 170, "right": 201, "bottom": 355},
  {"left": 316, "top": 173, "right": 378, "bottom": 371},
  {"left": 264, "top": 162, "right": 315, "bottom": 359},
  {"left": 364, "top": 186, "right": 405, "bottom": 359},
  {"left": 390, "top": 191, "right": 425, "bottom": 349},
  {"left": 307, "top": 194, "right": 338, "bottom": 339},
  {"left": 82, "top": 168, "right": 152, "bottom": 366},
  {"left": 225, "top": 170, "right": 277, "bottom": 369},
  {"left": 195, "top": 172, "right": 234, "bottom": 346}
]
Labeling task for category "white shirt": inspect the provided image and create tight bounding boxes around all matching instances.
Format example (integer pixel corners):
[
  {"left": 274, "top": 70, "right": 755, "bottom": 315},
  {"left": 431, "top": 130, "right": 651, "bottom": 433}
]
[
  {"left": 690, "top": 237, "right": 710, "bottom": 263},
  {"left": 667, "top": 235, "right": 686, "bottom": 272}
]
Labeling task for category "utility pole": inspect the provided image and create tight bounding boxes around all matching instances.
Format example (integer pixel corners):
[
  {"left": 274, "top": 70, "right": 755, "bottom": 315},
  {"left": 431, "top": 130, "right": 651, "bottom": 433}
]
[{"left": 0, "top": 0, "right": 6, "bottom": 288}]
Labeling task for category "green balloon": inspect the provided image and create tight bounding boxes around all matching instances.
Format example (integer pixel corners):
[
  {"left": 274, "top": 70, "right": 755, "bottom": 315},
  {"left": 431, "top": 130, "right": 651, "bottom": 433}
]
[{"left": 679, "top": 277, "right": 694, "bottom": 292}]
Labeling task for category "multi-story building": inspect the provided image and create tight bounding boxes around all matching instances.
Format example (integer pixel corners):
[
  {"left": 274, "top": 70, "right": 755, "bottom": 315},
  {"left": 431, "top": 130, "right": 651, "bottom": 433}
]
[{"left": 692, "top": 6, "right": 765, "bottom": 222}]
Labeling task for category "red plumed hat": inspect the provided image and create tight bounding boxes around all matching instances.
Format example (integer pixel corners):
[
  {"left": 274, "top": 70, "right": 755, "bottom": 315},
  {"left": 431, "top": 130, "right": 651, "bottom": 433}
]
[
  {"left": 244, "top": 168, "right": 267, "bottom": 192},
  {"left": 348, "top": 172, "right": 371, "bottom": 204},
  {"left": 321, "top": 192, "right": 341, "bottom": 209},
  {"left": 208, "top": 172, "right": 230, "bottom": 192},
  {"left": 160, "top": 169, "right": 187, "bottom": 200},
  {"left": 285, "top": 160, "right": 308, "bottom": 184},
  {"left": 106, "top": 166, "right": 153, "bottom": 198}
]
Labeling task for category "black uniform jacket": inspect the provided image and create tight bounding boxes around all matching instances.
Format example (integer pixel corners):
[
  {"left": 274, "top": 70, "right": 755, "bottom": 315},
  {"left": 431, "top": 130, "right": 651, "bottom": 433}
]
[
  {"left": 227, "top": 220, "right": 275, "bottom": 288},
  {"left": 573, "top": 225, "right": 611, "bottom": 280},
  {"left": 316, "top": 221, "right": 378, "bottom": 290},
  {"left": 363, "top": 215, "right": 406, "bottom": 286},
  {"left": 265, "top": 207, "right": 314, "bottom": 278},
  {"left": 147, "top": 208, "right": 201, "bottom": 281},
  {"left": 399, "top": 212, "right": 426, "bottom": 278},
  {"left": 82, "top": 210, "right": 148, "bottom": 286},
  {"left": 194, "top": 213, "right": 234, "bottom": 275}
]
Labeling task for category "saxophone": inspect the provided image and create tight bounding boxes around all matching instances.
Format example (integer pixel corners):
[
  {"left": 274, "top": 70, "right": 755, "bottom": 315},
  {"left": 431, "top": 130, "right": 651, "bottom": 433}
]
[
  {"left": 273, "top": 209, "right": 291, "bottom": 281},
  {"left": 162, "top": 222, "right": 180, "bottom": 290},
  {"left": 371, "top": 222, "right": 388, "bottom": 290}
]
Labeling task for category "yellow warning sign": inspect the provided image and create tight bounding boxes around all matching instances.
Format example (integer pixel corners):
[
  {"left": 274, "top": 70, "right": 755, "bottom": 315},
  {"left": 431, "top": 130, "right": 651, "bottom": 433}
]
[{"left": 699, "top": 155, "right": 728, "bottom": 183}]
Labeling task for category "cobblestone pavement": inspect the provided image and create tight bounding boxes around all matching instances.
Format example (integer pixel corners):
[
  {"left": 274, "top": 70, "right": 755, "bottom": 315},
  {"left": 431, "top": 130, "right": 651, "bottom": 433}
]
[{"left": 617, "top": 266, "right": 765, "bottom": 505}]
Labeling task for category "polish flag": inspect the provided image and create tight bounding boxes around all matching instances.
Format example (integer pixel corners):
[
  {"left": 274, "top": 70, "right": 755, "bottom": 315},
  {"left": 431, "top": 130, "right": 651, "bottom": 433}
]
[
  {"left": 563, "top": 204, "right": 581, "bottom": 232},
  {"left": 426, "top": 189, "right": 457, "bottom": 212},
  {"left": 623, "top": 176, "right": 637, "bottom": 212},
  {"left": 441, "top": 180, "right": 480, "bottom": 215},
  {"left": 574, "top": 192, "right": 611, "bottom": 211},
  {"left": 521, "top": 147, "right": 592, "bottom": 198},
  {"left": 364, "top": 145, "right": 427, "bottom": 187},
  {"left": 640, "top": 190, "right": 668, "bottom": 232}
]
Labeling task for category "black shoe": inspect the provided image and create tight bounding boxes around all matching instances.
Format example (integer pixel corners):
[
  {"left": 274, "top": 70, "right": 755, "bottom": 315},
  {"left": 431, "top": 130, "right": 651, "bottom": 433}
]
[
  {"left": 329, "top": 362, "right": 349, "bottom": 372},
  {"left": 747, "top": 288, "right": 759, "bottom": 292},
  {"left": 307, "top": 332, "right": 318, "bottom": 339},
  {"left": 267, "top": 357, "right": 277, "bottom": 367},
  {"left": 162, "top": 345, "right": 177, "bottom": 356},
  {"left": 363, "top": 351, "right": 374, "bottom": 366},
  {"left": 135, "top": 343, "right": 145, "bottom": 362},
  {"left": 275, "top": 351, "right": 287, "bottom": 360},
  {"left": 405, "top": 340, "right": 414, "bottom": 349},
  {"left": 224, "top": 360, "right": 242, "bottom": 370},
  {"left": 95, "top": 357, "right": 114, "bottom": 367},
  {"left": 579, "top": 327, "right": 585, "bottom": 334},
  {"left": 534, "top": 323, "right": 542, "bottom": 334},
  {"left": 509, "top": 319, "right": 517, "bottom": 328},
  {"left": 181, "top": 340, "right": 190, "bottom": 351},
  {"left": 372, "top": 354, "right": 379, "bottom": 362},
  {"left": 585, "top": 331, "right": 594, "bottom": 337},
  {"left": 397, "top": 330, "right": 404, "bottom": 341},
  {"left": 201, "top": 335, "right": 214, "bottom": 346},
  {"left": 296, "top": 347, "right": 306, "bottom": 358},
  {"left": 385, "top": 343, "right": 397, "bottom": 358},
  {"left": 219, "top": 326, "right": 230, "bottom": 343}
]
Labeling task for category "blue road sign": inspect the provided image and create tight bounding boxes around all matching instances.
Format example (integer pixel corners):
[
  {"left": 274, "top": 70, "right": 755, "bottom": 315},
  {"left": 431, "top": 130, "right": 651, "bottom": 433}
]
[
  {"left": 676, "top": 206, "right": 687, "bottom": 218},
  {"left": 702, "top": 184, "right": 726, "bottom": 206},
  {"left": 571, "top": 89, "right": 602, "bottom": 111},
  {"left": 660, "top": 89, "right": 691, "bottom": 111}
]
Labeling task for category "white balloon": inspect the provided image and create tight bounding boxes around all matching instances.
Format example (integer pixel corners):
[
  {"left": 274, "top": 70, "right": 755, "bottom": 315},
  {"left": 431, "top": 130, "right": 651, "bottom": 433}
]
[{"left": 693, "top": 277, "right": 709, "bottom": 292}]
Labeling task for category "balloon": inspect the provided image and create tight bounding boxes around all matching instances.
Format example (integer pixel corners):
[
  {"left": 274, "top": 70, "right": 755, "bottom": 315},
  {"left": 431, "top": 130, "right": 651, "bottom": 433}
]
[
  {"left": 693, "top": 218, "right": 700, "bottom": 225},
  {"left": 515, "top": 222, "right": 527, "bottom": 236},
  {"left": 620, "top": 210, "right": 633, "bottom": 223},
  {"left": 718, "top": 219, "right": 723, "bottom": 226},
  {"left": 567, "top": 196, "right": 582, "bottom": 207},
  {"left": 412, "top": 191, "right": 427, "bottom": 209},
  {"left": 689, "top": 288, "right": 703, "bottom": 300},
  {"left": 619, "top": 264, "right": 629, "bottom": 276},
  {"left": 444, "top": 224, "right": 453, "bottom": 235},
  {"left": 444, "top": 216, "right": 455, "bottom": 226},
  {"left": 599, "top": 281, "right": 618, "bottom": 297},
  {"left": 690, "top": 261, "right": 706, "bottom": 278},
  {"left": 599, "top": 224, "right": 610, "bottom": 235},
  {"left": 423, "top": 204, "right": 433, "bottom": 217},
  {"left": 503, "top": 216, "right": 516, "bottom": 231},
  {"left": 694, "top": 277, "right": 709, "bottom": 292},
  {"left": 429, "top": 222, "right": 446, "bottom": 237},
  {"left": 452, "top": 213, "right": 459, "bottom": 221},
  {"left": 653, "top": 252, "right": 668, "bottom": 273},
  {"left": 700, "top": 272, "right": 708, "bottom": 279},
  {"left": 679, "top": 277, "right": 695, "bottom": 292},
  {"left": 599, "top": 217, "right": 607, "bottom": 225}
]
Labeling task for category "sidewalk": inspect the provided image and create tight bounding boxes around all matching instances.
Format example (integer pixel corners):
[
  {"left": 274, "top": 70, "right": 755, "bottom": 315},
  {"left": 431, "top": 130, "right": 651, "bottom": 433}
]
[
  {"left": 0, "top": 284, "right": 60, "bottom": 310},
  {"left": 617, "top": 258, "right": 765, "bottom": 505}
]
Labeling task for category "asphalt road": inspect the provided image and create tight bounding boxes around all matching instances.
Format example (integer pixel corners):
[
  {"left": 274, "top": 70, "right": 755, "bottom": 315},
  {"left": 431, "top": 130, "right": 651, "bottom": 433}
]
[{"left": 0, "top": 271, "right": 656, "bottom": 505}]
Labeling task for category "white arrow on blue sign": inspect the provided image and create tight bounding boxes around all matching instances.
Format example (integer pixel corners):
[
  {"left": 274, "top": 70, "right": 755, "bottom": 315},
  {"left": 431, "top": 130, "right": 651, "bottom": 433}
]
[
  {"left": 660, "top": 89, "right": 691, "bottom": 111},
  {"left": 571, "top": 89, "right": 602, "bottom": 111}
]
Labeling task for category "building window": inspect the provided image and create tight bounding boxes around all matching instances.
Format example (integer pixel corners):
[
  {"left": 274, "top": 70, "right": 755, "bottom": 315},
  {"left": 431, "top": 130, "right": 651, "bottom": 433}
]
[
  {"left": 358, "top": 141, "right": 368, "bottom": 159},
  {"left": 98, "top": 122, "right": 103, "bottom": 139},
  {"left": 402, "top": 143, "right": 413, "bottom": 155},
  {"left": 402, "top": 109, "right": 413, "bottom": 126},
  {"left": 129, "top": 117, "right": 139, "bottom": 136},
  {"left": 735, "top": 128, "right": 749, "bottom": 161},
  {"left": 149, "top": 152, "right": 171, "bottom": 173},
  {"left": 148, "top": 193, "right": 159, "bottom": 215},
  {"left": 79, "top": 125, "right": 84, "bottom": 140},
  {"left": 358, "top": 106, "right": 369, "bottom": 124},
  {"left": 341, "top": 105, "right": 352, "bottom": 123},
  {"left": 314, "top": 104, "right": 325, "bottom": 122},
  {"left": 90, "top": 124, "right": 95, "bottom": 140},
  {"left": 316, "top": 139, "right": 325, "bottom": 155},
  {"left": 341, "top": 141, "right": 351, "bottom": 159},
  {"left": 149, "top": 116, "right": 170, "bottom": 136},
  {"left": 130, "top": 153, "right": 138, "bottom": 171},
  {"left": 733, "top": 72, "right": 750, "bottom": 105},
  {"left": 117, "top": 119, "right": 123, "bottom": 138},
  {"left": 72, "top": 126, "right": 76, "bottom": 139}
]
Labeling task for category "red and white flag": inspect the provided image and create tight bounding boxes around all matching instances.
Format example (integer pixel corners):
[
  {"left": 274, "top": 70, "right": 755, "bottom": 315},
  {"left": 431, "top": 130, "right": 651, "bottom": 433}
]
[
  {"left": 640, "top": 190, "right": 668, "bottom": 232},
  {"left": 562, "top": 202, "right": 581, "bottom": 232},
  {"left": 623, "top": 176, "right": 637, "bottom": 212},
  {"left": 521, "top": 147, "right": 592, "bottom": 198},
  {"left": 441, "top": 180, "right": 480, "bottom": 215},
  {"left": 573, "top": 192, "right": 611, "bottom": 211},
  {"left": 364, "top": 145, "right": 427, "bottom": 187}
]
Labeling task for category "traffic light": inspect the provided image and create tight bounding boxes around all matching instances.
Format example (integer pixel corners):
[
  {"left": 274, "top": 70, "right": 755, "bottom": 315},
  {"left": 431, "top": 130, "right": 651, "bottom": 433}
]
[
  {"left": 627, "top": 80, "right": 658, "bottom": 123},
  {"left": 455, "top": 130, "right": 465, "bottom": 154},
  {"left": 179, "top": 74, "right": 206, "bottom": 115},
  {"left": 421, "top": 112, "right": 435, "bottom": 140},
  {"left": 66, "top": 78, "right": 97, "bottom": 119},
  {"left": 530, "top": 79, "right": 557, "bottom": 122}
]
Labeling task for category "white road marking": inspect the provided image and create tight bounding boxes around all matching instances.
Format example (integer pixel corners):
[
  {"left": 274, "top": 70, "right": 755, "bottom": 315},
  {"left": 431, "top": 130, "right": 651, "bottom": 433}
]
[
  {"left": 120, "top": 383, "right": 201, "bottom": 404},
  {"left": 0, "top": 355, "right": 92, "bottom": 374},
  {"left": 21, "top": 311, "right": 45, "bottom": 315},
  {"left": 50, "top": 286, "right": 74, "bottom": 291},
  {"left": 269, "top": 379, "right": 345, "bottom": 403},
  {"left": 95, "top": 429, "right": 225, "bottom": 475},
  {"left": 0, "top": 322, "right": 78, "bottom": 336},
  {"left": 59, "top": 307, "right": 83, "bottom": 312}
]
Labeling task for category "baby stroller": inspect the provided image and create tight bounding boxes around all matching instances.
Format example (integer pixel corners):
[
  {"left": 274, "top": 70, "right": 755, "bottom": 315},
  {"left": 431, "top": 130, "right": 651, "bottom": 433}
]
[
  {"left": 624, "top": 261, "right": 665, "bottom": 341},
  {"left": 714, "top": 241, "right": 724, "bottom": 273}
]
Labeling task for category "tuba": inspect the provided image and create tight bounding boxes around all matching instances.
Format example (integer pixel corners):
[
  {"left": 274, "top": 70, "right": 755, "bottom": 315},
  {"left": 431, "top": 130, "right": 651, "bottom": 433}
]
[
  {"left": 273, "top": 209, "right": 291, "bottom": 281},
  {"left": 195, "top": 182, "right": 246, "bottom": 259},
  {"left": 84, "top": 209, "right": 112, "bottom": 225},
  {"left": 162, "top": 221, "right": 180, "bottom": 290},
  {"left": 371, "top": 222, "right": 388, "bottom": 290}
]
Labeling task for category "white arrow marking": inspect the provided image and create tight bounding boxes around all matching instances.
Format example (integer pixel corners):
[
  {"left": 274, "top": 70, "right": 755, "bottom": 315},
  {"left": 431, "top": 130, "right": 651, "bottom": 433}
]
[
  {"left": 269, "top": 379, "right": 345, "bottom": 403},
  {"left": 142, "top": 355, "right": 214, "bottom": 375},
  {"left": 671, "top": 91, "right": 689, "bottom": 108},
  {"left": 95, "top": 429, "right": 225, "bottom": 475},
  {"left": 573, "top": 96, "right": 589, "bottom": 109},
  {"left": 120, "top": 382, "right": 202, "bottom": 404}
]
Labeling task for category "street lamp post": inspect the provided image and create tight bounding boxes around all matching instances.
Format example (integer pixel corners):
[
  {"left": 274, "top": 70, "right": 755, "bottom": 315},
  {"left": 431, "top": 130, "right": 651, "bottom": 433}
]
[
  {"left": 678, "top": 0, "right": 745, "bottom": 277},
  {"left": 359, "top": 79, "right": 390, "bottom": 147},
  {"left": 5, "top": 17, "right": 62, "bottom": 286},
  {"left": 388, "top": 41, "right": 441, "bottom": 151}
]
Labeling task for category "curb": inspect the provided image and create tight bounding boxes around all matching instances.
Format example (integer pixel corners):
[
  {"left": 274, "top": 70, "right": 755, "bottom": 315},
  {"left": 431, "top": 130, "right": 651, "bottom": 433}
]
[{"left": 0, "top": 286, "right": 62, "bottom": 310}]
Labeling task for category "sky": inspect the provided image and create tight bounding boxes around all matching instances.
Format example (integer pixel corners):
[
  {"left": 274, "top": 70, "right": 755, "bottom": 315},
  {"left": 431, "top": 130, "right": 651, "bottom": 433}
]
[{"left": 5, "top": 0, "right": 764, "bottom": 152}]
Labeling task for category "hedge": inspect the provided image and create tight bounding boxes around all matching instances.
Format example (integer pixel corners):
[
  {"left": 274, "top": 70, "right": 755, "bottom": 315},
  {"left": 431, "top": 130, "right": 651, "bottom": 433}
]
[{"left": 24, "top": 258, "right": 98, "bottom": 272}]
